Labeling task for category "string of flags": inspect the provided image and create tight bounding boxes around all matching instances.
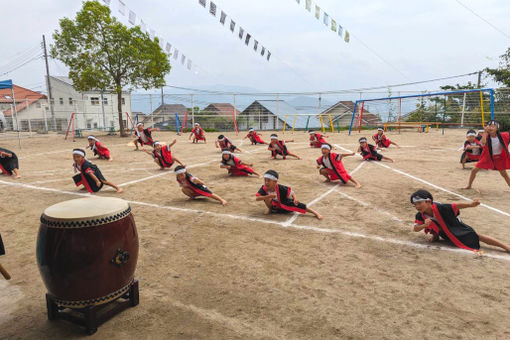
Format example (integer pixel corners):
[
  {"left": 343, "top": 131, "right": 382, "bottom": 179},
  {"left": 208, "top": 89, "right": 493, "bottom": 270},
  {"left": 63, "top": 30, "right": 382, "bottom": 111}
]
[
  {"left": 102, "top": 0, "right": 201, "bottom": 74},
  {"left": 295, "top": 0, "right": 350, "bottom": 43},
  {"left": 198, "top": 0, "right": 271, "bottom": 61}
]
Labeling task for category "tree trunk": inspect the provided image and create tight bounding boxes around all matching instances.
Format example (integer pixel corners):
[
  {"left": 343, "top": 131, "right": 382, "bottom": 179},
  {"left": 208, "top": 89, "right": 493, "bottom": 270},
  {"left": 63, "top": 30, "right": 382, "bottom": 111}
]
[{"left": 117, "top": 89, "right": 126, "bottom": 137}]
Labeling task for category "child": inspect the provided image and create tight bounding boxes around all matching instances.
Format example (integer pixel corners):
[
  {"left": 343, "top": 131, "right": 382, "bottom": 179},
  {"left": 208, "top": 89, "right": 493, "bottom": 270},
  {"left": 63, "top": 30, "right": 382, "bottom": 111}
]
[
  {"left": 189, "top": 123, "right": 206, "bottom": 143},
  {"left": 309, "top": 130, "right": 327, "bottom": 148},
  {"left": 0, "top": 147, "right": 20, "bottom": 179},
  {"left": 317, "top": 144, "right": 361, "bottom": 188},
  {"left": 358, "top": 137, "right": 394, "bottom": 162},
  {"left": 465, "top": 120, "right": 510, "bottom": 189},
  {"left": 268, "top": 134, "right": 301, "bottom": 160},
  {"left": 244, "top": 128, "right": 266, "bottom": 145},
  {"left": 476, "top": 129, "right": 484, "bottom": 141},
  {"left": 372, "top": 127, "right": 400, "bottom": 149},
  {"left": 215, "top": 134, "right": 243, "bottom": 153},
  {"left": 87, "top": 135, "right": 112, "bottom": 161},
  {"left": 133, "top": 123, "right": 159, "bottom": 150},
  {"left": 460, "top": 130, "right": 482, "bottom": 169},
  {"left": 256, "top": 170, "right": 322, "bottom": 219},
  {"left": 143, "top": 140, "right": 185, "bottom": 170},
  {"left": 174, "top": 165, "right": 227, "bottom": 205},
  {"left": 220, "top": 149, "right": 262, "bottom": 177},
  {"left": 72, "top": 149, "right": 122, "bottom": 193},
  {"left": 411, "top": 189, "right": 510, "bottom": 253}
]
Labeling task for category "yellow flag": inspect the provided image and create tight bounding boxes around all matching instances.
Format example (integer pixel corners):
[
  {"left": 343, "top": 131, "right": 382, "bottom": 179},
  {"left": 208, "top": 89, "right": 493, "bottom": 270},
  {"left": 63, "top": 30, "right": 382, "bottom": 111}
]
[{"left": 344, "top": 30, "right": 350, "bottom": 43}]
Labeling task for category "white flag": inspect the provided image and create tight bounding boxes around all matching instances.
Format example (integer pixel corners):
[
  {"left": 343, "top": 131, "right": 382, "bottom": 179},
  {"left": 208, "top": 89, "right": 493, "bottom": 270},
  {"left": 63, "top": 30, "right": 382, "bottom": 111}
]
[
  {"left": 187, "top": 59, "right": 192, "bottom": 70},
  {"left": 173, "top": 49, "right": 179, "bottom": 59},
  {"left": 165, "top": 42, "right": 172, "bottom": 53},
  {"left": 150, "top": 29, "right": 155, "bottom": 39},
  {"left": 181, "top": 54, "right": 186, "bottom": 65},
  {"left": 128, "top": 10, "right": 136, "bottom": 25},
  {"left": 118, "top": 0, "right": 126, "bottom": 15},
  {"left": 140, "top": 20, "right": 146, "bottom": 32},
  {"left": 323, "top": 12, "right": 329, "bottom": 26},
  {"left": 103, "top": 0, "right": 111, "bottom": 6}
]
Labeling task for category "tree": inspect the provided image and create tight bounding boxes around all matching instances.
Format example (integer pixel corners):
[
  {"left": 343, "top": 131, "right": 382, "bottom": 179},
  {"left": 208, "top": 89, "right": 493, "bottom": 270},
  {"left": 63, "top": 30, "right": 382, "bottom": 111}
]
[
  {"left": 486, "top": 48, "right": 510, "bottom": 87},
  {"left": 51, "top": 0, "right": 171, "bottom": 136}
]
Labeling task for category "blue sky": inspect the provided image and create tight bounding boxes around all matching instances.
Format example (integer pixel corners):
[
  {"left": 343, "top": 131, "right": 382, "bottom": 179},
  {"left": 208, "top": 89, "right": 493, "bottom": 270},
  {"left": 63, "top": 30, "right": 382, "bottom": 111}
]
[{"left": 1, "top": 0, "right": 509, "bottom": 94}]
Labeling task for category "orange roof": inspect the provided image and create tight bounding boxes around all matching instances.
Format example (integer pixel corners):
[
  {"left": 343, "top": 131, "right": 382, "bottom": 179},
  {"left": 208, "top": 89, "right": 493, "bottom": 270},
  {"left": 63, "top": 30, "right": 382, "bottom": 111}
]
[{"left": 0, "top": 85, "right": 46, "bottom": 116}]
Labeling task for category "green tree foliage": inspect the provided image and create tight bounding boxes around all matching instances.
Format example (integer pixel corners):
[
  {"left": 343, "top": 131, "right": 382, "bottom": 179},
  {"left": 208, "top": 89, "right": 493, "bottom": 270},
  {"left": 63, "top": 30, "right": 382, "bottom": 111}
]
[
  {"left": 486, "top": 48, "right": 510, "bottom": 87},
  {"left": 51, "top": 1, "right": 171, "bottom": 136}
]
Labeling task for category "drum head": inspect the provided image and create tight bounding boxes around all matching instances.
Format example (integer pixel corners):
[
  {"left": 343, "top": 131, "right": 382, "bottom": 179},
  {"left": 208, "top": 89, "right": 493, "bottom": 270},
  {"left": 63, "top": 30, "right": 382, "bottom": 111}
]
[{"left": 43, "top": 197, "right": 130, "bottom": 223}]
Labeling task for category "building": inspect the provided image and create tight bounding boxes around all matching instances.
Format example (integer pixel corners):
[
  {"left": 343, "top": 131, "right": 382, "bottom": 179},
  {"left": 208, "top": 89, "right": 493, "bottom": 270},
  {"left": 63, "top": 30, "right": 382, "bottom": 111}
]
[
  {"left": 202, "top": 103, "right": 240, "bottom": 116},
  {"left": 48, "top": 76, "right": 132, "bottom": 131},
  {"left": 0, "top": 85, "right": 48, "bottom": 131},
  {"left": 321, "top": 100, "right": 381, "bottom": 127},
  {"left": 240, "top": 100, "right": 321, "bottom": 131},
  {"left": 141, "top": 103, "right": 188, "bottom": 129}
]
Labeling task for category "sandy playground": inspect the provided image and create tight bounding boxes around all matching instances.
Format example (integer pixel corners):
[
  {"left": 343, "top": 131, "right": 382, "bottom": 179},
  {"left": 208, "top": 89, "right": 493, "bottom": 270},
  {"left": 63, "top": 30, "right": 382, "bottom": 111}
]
[{"left": 1, "top": 128, "right": 510, "bottom": 339}]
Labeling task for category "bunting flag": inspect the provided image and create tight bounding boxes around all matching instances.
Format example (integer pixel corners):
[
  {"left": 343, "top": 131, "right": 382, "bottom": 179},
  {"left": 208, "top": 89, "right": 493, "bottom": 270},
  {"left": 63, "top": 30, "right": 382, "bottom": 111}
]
[
  {"left": 128, "top": 10, "right": 136, "bottom": 25},
  {"left": 103, "top": 0, "right": 111, "bottom": 6},
  {"left": 149, "top": 29, "right": 155, "bottom": 39},
  {"left": 140, "top": 20, "right": 146, "bottom": 32},
  {"left": 209, "top": 2, "right": 217, "bottom": 16},
  {"left": 181, "top": 54, "right": 186, "bottom": 65},
  {"left": 187, "top": 59, "right": 192, "bottom": 70},
  {"left": 165, "top": 42, "right": 172, "bottom": 53},
  {"left": 294, "top": 0, "right": 350, "bottom": 44},
  {"left": 118, "top": 0, "right": 126, "bottom": 15},
  {"left": 196, "top": 1, "right": 271, "bottom": 61},
  {"left": 173, "top": 49, "right": 179, "bottom": 59},
  {"left": 220, "top": 11, "right": 227, "bottom": 25}
]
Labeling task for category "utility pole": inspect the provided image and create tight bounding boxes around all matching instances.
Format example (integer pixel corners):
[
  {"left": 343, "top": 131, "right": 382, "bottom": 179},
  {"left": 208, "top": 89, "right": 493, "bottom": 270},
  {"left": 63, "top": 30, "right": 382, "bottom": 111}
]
[
  {"left": 477, "top": 70, "right": 482, "bottom": 89},
  {"left": 161, "top": 87, "right": 164, "bottom": 105},
  {"left": 42, "top": 35, "right": 55, "bottom": 131}
]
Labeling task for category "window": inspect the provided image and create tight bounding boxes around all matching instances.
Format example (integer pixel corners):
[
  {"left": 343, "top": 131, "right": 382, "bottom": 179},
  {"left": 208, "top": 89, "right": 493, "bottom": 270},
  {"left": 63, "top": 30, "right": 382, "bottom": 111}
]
[
  {"left": 93, "top": 122, "right": 98, "bottom": 128},
  {"left": 122, "top": 120, "right": 127, "bottom": 127},
  {"left": 110, "top": 121, "right": 114, "bottom": 127},
  {"left": 69, "top": 98, "right": 73, "bottom": 105},
  {"left": 59, "top": 98, "right": 64, "bottom": 105},
  {"left": 87, "top": 121, "right": 92, "bottom": 129},
  {"left": 36, "top": 102, "right": 41, "bottom": 108},
  {"left": 121, "top": 97, "right": 125, "bottom": 105},
  {"left": 103, "top": 97, "right": 108, "bottom": 105},
  {"left": 91, "top": 97, "right": 100, "bottom": 105}
]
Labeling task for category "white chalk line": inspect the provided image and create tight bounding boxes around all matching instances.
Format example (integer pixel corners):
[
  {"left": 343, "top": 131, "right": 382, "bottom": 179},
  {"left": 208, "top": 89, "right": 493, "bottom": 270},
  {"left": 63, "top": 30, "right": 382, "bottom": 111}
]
[
  {"left": 2, "top": 178, "right": 510, "bottom": 262},
  {"left": 333, "top": 144, "right": 510, "bottom": 218},
  {"left": 334, "top": 189, "right": 404, "bottom": 223},
  {"left": 284, "top": 161, "right": 366, "bottom": 225},
  {"left": 17, "top": 143, "right": 130, "bottom": 160}
]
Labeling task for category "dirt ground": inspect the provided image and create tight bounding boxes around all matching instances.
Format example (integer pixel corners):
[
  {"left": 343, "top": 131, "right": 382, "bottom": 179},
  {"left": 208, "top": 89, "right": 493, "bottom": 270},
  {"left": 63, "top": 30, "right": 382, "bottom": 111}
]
[{"left": 1, "top": 128, "right": 510, "bottom": 340}]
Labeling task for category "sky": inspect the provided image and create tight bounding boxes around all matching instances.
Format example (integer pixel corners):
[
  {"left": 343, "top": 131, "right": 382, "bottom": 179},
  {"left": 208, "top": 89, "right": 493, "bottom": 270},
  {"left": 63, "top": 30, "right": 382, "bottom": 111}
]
[{"left": 1, "top": 0, "right": 509, "bottom": 96}]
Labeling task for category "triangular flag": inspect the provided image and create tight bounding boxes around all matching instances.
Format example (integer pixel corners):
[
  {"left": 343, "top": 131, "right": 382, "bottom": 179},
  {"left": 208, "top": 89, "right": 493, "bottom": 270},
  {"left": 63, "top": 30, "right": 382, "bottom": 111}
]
[
  {"left": 230, "top": 19, "right": 236, "bottom": 32},
  {"left": 239, "top": 27, "right": 244, "bottom": 39},
  {"left": 344, "top": 30, "right": 350, "bottom": 43},
  {"left": 323, "top": 12, "right": 329, "bottom": 26},
  {"left": 118, "top": 0, "right": 126, "bottom": 15},
  {"left": 209, "top": 2, "right": 217, "bottom": 16},
  {"left": 199, "top": 0, "right": 206, "bottom": 7},
  {"left": 331, "top": 19, "right": 337, "bottom": 32},
  {"left": 305, "top": 0, "right": 311, "bottom": 11},
  {"left": 245, "top": 33, "right": 251, "bottom": 45},
  {"left": 128, "top": 10, "right": 136, "bottom": 25},
  {"left": 220, "top": 11, "right": 227, "bottom": 25},
  {"left": 315, "top": 5, "right": 320, "bottom": 19}
]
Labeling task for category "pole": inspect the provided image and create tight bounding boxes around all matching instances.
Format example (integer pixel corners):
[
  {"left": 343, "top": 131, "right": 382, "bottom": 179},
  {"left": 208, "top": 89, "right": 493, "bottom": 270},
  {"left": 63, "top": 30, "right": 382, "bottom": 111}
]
[
  {"left": 11, "top": 87, "right": 21, "bottom": 148},
  {"left": 442, "top": 97, "right": 446, "bottom": 135},
  {"left": 480, "top": 91, "right": 485, "bottom": 126},
  {"left": 490, "top": 89, "right": 495, "bottom": 120},
  {"left": 233, "top": 94, "right": 238, "bottom": 133},
  {"left": 276, "top": 93, "right": 280, "bottom": 132},
  {"left": 477, "top": 71, "right": 482, "bottom": 89},
  {"left": 460, "top": 92, "right": 466, "bottom": 127},
  {"left": 161, "top": 87, "right": 164, "bottom": 105},
  {"left": 100, "top": 91, "right": 106, "bottom": 129},
  {"left": 26, "top": 99, "right": 32, "bottom": 137},
  {"left": 42, "top": 35, "right": 56, "bottom": 131},
  {"left": 348, "top": 101, "right": 359, "bottom": 136},
  {"left": 191, "top": 94, "right": 195, "bottom": 126}
]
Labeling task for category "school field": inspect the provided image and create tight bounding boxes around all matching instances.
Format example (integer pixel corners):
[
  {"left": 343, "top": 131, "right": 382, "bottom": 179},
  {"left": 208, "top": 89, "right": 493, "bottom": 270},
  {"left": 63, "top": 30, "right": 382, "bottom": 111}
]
[{"left": 1, "top": 128, "right": 510, "bottom": 339}]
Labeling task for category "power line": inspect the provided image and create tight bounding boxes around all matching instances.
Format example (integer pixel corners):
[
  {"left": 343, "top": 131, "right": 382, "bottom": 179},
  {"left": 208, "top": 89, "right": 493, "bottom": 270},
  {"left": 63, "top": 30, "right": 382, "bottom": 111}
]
[
  {"left": 454, "top": 0, "right": 510, "bottom": 40},
  {"left": 0, "top": 54, "right": 44, "bottom": 77},
  {"left": 164, "top": 71, "right": 479, "bottom": 95}
]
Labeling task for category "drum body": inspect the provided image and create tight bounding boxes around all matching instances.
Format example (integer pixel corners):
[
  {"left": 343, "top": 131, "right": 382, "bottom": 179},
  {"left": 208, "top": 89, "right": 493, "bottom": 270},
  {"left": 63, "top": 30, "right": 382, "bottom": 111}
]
[{"left": 36, "top": 197, "right": 138, "bottom": 308}]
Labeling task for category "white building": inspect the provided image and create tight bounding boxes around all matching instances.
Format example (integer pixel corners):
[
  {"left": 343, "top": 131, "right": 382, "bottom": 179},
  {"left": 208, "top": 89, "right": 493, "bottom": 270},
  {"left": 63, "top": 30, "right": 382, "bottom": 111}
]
[
  {"left": 0, "top": 85, "right": 49, "bottom": 131},
  {"left": 48, "top": 76, "right": 133, "bottom": 131}
]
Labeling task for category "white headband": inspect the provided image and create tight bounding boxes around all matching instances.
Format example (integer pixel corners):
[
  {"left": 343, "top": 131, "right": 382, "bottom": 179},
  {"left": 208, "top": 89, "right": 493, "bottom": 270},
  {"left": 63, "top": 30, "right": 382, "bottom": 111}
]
[
  {"left": 309, "top": 131, "right": 314, "bottom": 135},
  {"left": 478, "top": 130, "right": 484, "bottom": 133},
  {"left": 377, "top": 128, "right": 383, "bottom": 131},
  {"left": 467, "top": 133, "right": 476, "bottom": 137},
  {"left": 411, "top": 196, "right": 430, "bottom": 203},
  {"left": 195, "top": 123, "right": 199, "bottom": 126},
  {"left": 321, "top": 144, "right": 331, "bottom": 150},
  {"left": 218, "top": 137, "right": 225, "bottom": 141},
  {"left": 153, "top": 141, "right": 162, "bottom": 146},
  {"left": 136, "top": 123, "right": 143, "bottom": 127},
  {"left": 222, "top": 150, "right": 231, "bottom": 155},
  {"left": 249, "top": 129, "right": 254, "bottom": 132},
  {"left": 359, "top": 138, "right": 367, "bottom": 143},
  {"left": 87, "top": 136, "right": 98, "bottom": 141},
  {"left": 264, "top": 174, "right": 278, "bottom": 181},
  {"left": 270, "top": 136, "right": 278, "bottom": 140},
  {"left": 175, "top": 168, "right": 186, "bottom": 174},
  {"left": 73, "top": 150, "right": 85, "bottom": 157}
]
